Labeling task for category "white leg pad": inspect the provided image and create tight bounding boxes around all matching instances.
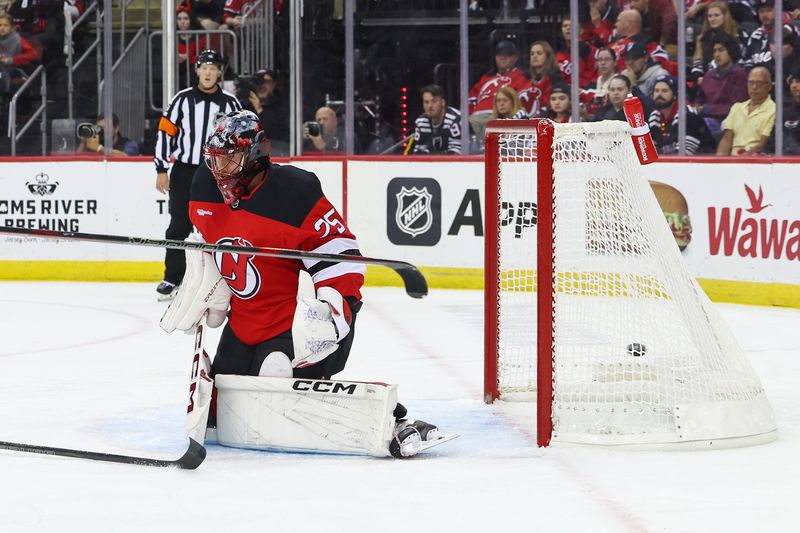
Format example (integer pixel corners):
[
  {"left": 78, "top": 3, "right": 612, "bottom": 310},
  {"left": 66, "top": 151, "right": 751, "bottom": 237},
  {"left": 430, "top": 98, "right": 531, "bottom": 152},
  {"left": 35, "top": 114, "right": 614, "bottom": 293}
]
[{"left": 214, "top": 375, "right": 398, "bottom": 457}]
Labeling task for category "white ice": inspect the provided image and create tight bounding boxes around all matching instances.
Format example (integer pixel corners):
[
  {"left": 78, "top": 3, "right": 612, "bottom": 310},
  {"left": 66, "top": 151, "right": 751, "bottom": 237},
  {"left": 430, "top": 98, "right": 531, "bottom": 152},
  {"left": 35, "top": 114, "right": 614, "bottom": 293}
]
[{"left": 0, "top": 282, "right": 797, "bottom": 532}]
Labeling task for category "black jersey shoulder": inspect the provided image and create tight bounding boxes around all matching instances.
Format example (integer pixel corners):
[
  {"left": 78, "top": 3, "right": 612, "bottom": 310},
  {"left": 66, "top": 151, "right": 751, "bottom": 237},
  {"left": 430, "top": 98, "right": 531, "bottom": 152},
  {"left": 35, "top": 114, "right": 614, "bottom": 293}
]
[
  {"left": 245, "top": 163, "right": 325, "bottom": 227},
  {"left": 190, "top": 164, "right": 225, "bottom": 204}
]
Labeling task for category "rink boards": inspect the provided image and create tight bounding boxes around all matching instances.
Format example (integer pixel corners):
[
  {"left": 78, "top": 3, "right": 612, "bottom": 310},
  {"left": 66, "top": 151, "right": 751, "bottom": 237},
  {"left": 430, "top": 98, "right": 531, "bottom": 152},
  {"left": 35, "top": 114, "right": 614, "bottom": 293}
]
[{"left": 0, "top": 156, "right": 799, "bottom": 307}]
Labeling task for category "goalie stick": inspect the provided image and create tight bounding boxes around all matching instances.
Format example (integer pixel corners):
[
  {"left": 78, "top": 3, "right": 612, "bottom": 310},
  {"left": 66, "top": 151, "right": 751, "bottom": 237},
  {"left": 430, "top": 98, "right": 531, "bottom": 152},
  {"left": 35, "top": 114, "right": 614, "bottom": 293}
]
[
  {"left": 0, "top": 226, "right": 428, "bottom": 298},
  {"left": 0, "top": 438, "right": 206, "bottom": 469}
]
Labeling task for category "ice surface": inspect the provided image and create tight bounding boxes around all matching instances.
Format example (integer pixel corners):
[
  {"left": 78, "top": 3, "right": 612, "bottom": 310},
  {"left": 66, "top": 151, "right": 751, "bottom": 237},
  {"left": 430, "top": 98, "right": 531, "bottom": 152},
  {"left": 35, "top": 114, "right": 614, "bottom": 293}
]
[{"left": 0, "top": 282, "right": 797, "bottom": 532}]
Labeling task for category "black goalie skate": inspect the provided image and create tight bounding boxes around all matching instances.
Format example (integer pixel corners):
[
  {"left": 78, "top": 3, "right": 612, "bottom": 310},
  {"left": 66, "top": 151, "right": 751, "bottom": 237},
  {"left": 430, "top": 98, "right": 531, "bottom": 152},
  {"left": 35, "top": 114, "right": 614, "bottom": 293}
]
[{"left": 389, "top": 418, "right": 458, "bottom": 459}]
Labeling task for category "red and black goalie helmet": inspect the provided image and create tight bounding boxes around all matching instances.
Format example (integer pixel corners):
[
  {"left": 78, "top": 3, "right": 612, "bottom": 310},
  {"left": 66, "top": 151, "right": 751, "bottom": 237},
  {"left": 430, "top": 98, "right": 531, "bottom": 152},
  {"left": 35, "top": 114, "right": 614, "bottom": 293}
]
[{"left": 204, "top": 110, "right": 270, "bottom": 205}]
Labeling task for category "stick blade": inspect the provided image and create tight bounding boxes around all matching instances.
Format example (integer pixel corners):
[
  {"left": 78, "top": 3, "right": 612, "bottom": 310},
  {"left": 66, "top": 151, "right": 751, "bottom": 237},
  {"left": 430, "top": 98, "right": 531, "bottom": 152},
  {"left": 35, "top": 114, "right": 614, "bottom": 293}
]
[
  {"left": 174, "top": 438, "right": 207, "bottom": 470},
  {"left": 396, "top": 265, "right": 428, "bottom": 299}
]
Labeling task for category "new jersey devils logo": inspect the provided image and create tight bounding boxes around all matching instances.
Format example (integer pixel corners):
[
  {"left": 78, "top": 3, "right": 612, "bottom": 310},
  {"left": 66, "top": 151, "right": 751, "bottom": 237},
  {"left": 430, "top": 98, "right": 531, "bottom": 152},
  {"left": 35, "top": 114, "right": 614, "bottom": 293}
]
[{"left": 214, "top": 237, "right": 261, "bottom": 299}]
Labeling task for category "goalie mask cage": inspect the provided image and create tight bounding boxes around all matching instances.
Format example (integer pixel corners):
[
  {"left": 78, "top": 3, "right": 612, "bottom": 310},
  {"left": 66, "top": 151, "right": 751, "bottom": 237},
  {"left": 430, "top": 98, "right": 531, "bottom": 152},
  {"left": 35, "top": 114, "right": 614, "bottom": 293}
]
[{"left": 484, "top": 119, "right": 777, "bottom": 448}]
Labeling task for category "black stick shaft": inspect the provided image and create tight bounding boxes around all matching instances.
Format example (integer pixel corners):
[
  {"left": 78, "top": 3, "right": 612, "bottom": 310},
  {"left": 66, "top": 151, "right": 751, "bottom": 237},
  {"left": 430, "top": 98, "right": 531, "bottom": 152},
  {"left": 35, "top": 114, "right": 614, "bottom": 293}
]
[
  {"left": 0, "top": 438, "right": 206, "bottom": 469},
  {"left": 0, "top": 226, "right": 428, "bottom": 298}
]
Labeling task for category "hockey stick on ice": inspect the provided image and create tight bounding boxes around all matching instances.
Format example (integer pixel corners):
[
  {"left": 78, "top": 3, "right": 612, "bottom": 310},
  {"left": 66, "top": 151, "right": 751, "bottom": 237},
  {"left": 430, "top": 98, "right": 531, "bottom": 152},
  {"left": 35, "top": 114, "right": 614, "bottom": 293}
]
[
  {"left": 0, "top": 438, "right": 206, "bottom": 469},
  {"left": 0, "top": 226, "right": 428, "bottom": 298}
]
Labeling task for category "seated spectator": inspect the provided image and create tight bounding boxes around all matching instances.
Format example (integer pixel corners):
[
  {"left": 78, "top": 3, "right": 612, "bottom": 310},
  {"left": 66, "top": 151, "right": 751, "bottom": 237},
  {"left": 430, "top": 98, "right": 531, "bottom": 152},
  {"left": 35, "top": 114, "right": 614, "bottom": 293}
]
[
  {"left": 593, "top": 74, "right": 633, "bottom": 122},
  {"left": 519, "top": 40, "right": 564, "bottom": 117},
  {"left": 537, "top": 83, "right": 575, "bottom": 123},
  {"left": 630, "top": 0, "right": 678, "bottom": 57},
  {"left": 8, "top": 0, "right": 65, "bottom": 69},
  {"left": 0, "top": 12, "right": 39, "bottom": 74},
  {"left": 176, "top": 4, "right": 207, "bottom": 85},
  {"left": 192, "top": 0, "right": 225, "bottom": 30},
  {"left": 555, "top": 15, "right": 597, "bottom": 90},
  {"left": 769, "top": 26, "right": 800, "bottom": 88},
  {"left": 581, "top": 0, "right": 620, "bottom": 48},
  {"left": 303, "top": 105, "right": 356, "bottom": 153},
  {"left": 622, "top": 42, "right": 669, "bottom": 101},
  {"left": 716, "top": 66, "right": 776, "bottom": 155},
  {"left": 782, "top": 69, "right": 800, "bottom": 154},
  {"left": 490, "top": 86, "right": 527, "bottom": 120},
  {"left": 249, "top": 68, "right": 289, "bottom": 155},
  {"left": 697, "top": 33, "right": 749, "bottom": 126},
  {"left": 610, "top": 9, "right": 672, "bottom": 73},
  {"left": 586, "top": 47, "right": 618, "bottom": 116},
  {"left": 742, "top": 0, "right": 786, "bottom": 71},
  {"left": 648, "top": 74, "right": 714, "bottom": 155},
  {"left": 77, "top": 114, "right": 140, "bottom": 156},
  {"left": 690, "top": 1, "right": 746, "bottom": 82},
  {"left": 411, "top": 84, "right": 462, "bottom": 155},
  {"left": 467, "top": 39, "right": 529, "bottom": 139}
]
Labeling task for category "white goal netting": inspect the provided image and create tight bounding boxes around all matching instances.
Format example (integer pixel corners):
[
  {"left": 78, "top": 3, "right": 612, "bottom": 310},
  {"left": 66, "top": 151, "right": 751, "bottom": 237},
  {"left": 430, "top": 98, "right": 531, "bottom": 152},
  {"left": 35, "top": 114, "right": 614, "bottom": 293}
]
[{"left": 490, "top": 121, "right": 777, "bottom": 446}]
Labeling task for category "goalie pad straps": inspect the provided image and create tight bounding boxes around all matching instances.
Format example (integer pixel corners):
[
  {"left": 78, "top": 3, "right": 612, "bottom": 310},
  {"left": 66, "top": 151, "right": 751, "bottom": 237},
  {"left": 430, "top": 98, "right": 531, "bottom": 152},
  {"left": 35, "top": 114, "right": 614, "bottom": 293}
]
[
  {"left": 160, "top": 246, "right": 232, "bottom": 333},
  {"left": 291, "top": 286, "right": 351, "bottom": 369}
]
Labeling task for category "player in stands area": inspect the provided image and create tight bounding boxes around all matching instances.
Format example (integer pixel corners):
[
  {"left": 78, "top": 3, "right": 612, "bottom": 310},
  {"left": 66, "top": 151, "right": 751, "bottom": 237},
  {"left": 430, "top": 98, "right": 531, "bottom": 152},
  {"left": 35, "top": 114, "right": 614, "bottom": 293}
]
[
  {"left": 160, "top": 110, "right": 444, "bottom": 457},
  {"left": 411, "top": 84, "right": 462, "bottom": 154},
  {"left": 154, "top": 49, "right": 241, "bottom": 301}
]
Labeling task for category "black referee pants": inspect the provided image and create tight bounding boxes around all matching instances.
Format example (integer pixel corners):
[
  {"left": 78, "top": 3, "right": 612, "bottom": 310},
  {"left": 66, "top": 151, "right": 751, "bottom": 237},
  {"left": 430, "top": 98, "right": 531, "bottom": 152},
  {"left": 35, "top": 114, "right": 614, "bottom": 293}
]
[{"left": 163, "top": 162, "right": 199, "bottom": 285}]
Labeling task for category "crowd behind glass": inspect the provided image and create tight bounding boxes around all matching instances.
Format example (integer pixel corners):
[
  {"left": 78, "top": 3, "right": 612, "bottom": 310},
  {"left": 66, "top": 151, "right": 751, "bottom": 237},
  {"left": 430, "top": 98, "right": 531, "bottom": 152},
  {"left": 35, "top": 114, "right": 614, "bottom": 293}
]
[{"left": 1, "top": 0, "right": 798, "bottom": 157}]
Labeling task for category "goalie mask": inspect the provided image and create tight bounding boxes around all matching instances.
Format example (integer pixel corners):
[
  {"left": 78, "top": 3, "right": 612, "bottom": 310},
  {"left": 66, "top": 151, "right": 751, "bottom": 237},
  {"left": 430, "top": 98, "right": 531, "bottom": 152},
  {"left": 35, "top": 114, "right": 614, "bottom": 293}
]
[{"left": 204, "top": 110, "right": 270, "bottom": 205}]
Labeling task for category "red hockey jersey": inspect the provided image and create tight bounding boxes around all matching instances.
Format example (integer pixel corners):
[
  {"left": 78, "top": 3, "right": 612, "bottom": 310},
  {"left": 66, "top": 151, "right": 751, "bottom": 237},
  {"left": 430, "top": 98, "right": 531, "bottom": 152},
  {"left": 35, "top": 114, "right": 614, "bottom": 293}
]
[{"left": 189, "top": 163, "right": 365, "bottom": 345}]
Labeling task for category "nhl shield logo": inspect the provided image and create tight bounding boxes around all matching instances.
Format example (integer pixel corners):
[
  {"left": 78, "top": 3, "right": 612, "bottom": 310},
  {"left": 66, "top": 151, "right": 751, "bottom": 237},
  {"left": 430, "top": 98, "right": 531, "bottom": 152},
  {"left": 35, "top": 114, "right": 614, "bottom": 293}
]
[
  {"left": 395, "top": 186, "right": 433, "bottom": 237},
  {"left": 386, "top": 177, "right": 441, "bottom": 246}
]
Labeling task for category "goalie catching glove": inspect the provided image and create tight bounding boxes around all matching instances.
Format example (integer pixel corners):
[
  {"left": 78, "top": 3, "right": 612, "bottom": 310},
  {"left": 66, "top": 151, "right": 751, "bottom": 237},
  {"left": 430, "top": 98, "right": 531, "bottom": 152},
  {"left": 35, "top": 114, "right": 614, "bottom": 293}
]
[
  {"left": 160, "top": 236, "right": 231, "bottom": 333},
  {"left": 291, "top": 286, "right": 351, "bottom": 368}
]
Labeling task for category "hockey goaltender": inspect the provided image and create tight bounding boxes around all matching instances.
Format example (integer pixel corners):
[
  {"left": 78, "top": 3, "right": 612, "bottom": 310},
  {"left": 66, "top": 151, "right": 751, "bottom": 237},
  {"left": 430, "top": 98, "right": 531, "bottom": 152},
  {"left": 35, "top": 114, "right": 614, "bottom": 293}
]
[{"left": 159, "top": 110, "right": 456, "bottom": 458}]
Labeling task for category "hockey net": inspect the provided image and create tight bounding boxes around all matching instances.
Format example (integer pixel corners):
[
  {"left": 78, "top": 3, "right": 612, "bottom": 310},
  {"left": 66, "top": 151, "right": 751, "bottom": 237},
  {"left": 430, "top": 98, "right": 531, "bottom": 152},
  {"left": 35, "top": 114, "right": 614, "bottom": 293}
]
[{"left": 484, "top": 119, "right": 777, "bottom": 448}]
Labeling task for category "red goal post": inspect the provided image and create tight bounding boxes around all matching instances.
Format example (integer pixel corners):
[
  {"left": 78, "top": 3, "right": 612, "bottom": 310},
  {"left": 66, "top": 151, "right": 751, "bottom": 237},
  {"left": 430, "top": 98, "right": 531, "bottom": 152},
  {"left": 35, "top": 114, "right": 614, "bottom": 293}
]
[{"left": 483, "top": 119, "right": 778, "bottom": 449}]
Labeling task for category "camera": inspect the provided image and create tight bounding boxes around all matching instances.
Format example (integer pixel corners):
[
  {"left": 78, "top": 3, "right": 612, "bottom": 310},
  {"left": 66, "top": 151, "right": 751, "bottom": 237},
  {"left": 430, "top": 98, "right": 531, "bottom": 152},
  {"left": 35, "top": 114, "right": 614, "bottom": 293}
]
[
  {"left": 234, "top": 73, "right": 266, "bottom": 109},
  {"left": 77, "top": 123, "right": 103, "bottom": 139},
  {"left": 304, "top": 121, "right": 321, "bottom": 137}
]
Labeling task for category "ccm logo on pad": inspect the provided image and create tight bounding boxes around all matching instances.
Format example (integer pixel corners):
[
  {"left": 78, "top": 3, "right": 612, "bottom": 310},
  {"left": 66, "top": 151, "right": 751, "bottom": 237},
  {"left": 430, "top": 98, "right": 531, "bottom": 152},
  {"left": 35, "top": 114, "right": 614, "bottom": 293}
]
[{"left": 292, "top": 380, "right": 358, "bottom": 395}]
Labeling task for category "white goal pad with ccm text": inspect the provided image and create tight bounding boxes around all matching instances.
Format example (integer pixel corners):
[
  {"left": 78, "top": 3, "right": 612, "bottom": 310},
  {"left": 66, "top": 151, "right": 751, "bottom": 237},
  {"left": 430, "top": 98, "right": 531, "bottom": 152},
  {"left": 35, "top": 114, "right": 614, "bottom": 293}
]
[{"left": 214, "top": 375, "right": 398, "bottom": 457}]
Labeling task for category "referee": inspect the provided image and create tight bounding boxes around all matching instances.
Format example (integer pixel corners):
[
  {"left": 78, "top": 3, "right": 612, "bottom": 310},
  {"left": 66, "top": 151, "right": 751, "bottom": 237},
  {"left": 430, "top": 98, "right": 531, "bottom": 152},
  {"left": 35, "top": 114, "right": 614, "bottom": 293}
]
[{"left": 154, "top": 49, "right": 241, "bottom": 299}]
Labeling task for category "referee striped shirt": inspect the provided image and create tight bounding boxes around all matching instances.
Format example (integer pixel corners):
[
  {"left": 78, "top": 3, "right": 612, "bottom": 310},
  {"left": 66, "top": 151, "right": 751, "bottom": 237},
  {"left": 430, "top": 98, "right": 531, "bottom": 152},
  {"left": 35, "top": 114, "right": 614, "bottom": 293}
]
[{"left": 155, "top": 86, "right": 241, "bottom": 173}]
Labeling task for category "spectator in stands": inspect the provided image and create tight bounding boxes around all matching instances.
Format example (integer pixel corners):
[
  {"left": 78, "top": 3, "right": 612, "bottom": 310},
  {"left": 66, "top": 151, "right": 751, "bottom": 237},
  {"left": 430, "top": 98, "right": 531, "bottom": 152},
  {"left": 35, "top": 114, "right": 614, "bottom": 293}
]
[
  {"left": 303, "top": 106, "right": 351, "bottom": 153},
  {"left": 610, "top": 9, "right": 672, "bottom": 73},
  {"left": 630, "top": 0, "right": 678, "bottom": 57},
  {"left": 537, "top": 83, "right": 577, "bottom": 123},
  {"left": 555, "top": 15, "right": 597, "bottom": 90},
  {"left": 581, "top": 0, "right": 619, "bottom": 48},
  {"left": 588, "top": 47, "right": 618, "bottom": 112},
  {"left": 690, "top": 1, "right": 745, "bottom": 82},
  {"left": 769, "top": 26, "right": 800, "bottom": 86},
  {"left": 77, "top": 114, "right": 140, "bottom": 156},
  {"left": 222, "top": 0, "right": 245, "bottom": 29},
  {"left": 697, "top": 33, "right": 749, "bottom": 128},
  {"left": 411, "top": 84, "right": 462, "bottom": 155},
  {"left": 8, "top": 0, "right": 65, "bottom": 69},
  {"left": 176, "top": 4, "right": 207, "bottom": 86},
  {"left": 0, "top": 12, "right": 39, "bottom": 74},
  {"left": 519, "top": 40, "right": 564, "bottom": 118},
  {"left": 593, "top": 74, "right": 633, "bottom": 122},
  {"left": 490, "top": 86, "right": 527, "bottom": 120},
  {"left": 716, "top": 66, "right": 776, "bottom": 155},
  {"left": 648, "top": 74, "right": 713, "bottom": 154},
  {"left": 623, "top": 42, "right": 669, "bottom": 101},
  {"left": 249, "top": 68, "right": 289, "bottom": 155},
  {"left": 782, "top": 68, "right": 800, "bottom": 154},
  {"left": 192, "top": 0, "right": 225, "bottom": 30},
  {"left": 743, "top": 0, "right": 779, "bottom": 71},
  {"left": 467, "top": 39, "right": 529, "bottom": 139}
]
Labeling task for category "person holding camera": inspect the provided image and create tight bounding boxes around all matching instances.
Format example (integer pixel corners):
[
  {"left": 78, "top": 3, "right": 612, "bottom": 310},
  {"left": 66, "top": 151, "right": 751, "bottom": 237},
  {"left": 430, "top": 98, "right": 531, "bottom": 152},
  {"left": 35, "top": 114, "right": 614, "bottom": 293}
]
[
  {"left": 303, "top": 106, "right": 351, "bottom": 153},
  {"left": 250, "top": 69, "right": 289, "bottom": 154},
  {"left": 77, "top": 114, "right": 140, "bottom": 156},
  {"left": 153, "top": 49, "right": 241, "bottom": 300}
]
